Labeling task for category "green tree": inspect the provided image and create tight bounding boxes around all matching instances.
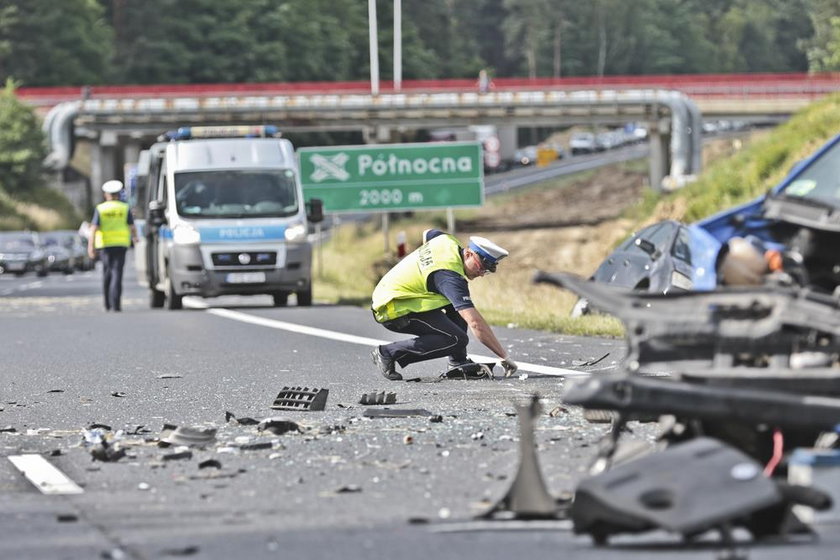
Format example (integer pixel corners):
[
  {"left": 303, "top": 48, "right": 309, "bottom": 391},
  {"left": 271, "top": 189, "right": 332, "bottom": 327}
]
[
  {"left": 802, "top": 0, "right": 840, "bottom": 71},
  {"left": 0, "top": 80, "right": 46, "bottom": 194},
  {"left": 0, "top": 0, "right": 112, "bottom": 87}
]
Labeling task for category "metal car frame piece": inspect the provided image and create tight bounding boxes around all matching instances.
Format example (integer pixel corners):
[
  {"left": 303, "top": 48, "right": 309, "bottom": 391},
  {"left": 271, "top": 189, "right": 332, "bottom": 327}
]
[{"left": 534, "top": 271, "right": 839, "bottom": 543}]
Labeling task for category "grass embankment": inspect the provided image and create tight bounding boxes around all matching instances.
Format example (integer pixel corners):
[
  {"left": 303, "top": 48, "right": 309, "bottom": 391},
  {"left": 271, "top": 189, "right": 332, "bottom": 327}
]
[{"left": 314, "top": 93, "right": 840, "bottom": 336}]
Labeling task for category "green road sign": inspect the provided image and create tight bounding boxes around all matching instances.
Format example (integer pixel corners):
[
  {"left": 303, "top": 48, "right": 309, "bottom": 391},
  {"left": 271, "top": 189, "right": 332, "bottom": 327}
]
[{"left": 298, "top": 142, "right": 484, "bottom": 213}]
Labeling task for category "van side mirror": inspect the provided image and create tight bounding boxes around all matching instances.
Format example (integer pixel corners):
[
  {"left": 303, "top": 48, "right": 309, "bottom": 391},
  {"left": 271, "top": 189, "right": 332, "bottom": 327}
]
[
  {"left": 306, "top": 198, "right": 324, "bottom": 224},
  {"left": 148, "top": 200, "right": 166, "bottom": 227}
]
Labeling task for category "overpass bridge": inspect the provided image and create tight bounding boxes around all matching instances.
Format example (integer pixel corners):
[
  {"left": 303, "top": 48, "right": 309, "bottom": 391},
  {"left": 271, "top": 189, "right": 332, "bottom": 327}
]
[{"left": 18, "top": 72, "right": 838, "bottom": 209}]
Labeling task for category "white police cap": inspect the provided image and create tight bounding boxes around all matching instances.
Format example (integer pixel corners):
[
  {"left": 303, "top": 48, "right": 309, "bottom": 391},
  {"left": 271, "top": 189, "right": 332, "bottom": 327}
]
[
  {"left": 468, "top": 236, "right": 509, "bottom": 272},
  {"left": 102, "top": 180, "right": 123, "bottom": 194}
]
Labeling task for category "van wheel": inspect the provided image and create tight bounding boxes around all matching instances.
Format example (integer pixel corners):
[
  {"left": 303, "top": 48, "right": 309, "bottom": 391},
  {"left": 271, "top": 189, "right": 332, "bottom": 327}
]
[
  {"left": 296, "top": 289, "right": 312, "bottom": 307},
  {"left": 150, "top": 289, "right": 165, "bottom": 308},
  {"left": 165, "top": 269, "right": 183, "bottom": 310},
  {"left": 272, "top": 291, "right": 288, "bottom": 307}
]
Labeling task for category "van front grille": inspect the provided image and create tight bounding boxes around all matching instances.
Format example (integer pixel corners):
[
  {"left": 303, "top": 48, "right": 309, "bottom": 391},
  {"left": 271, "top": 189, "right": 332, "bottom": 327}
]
[{"left": 211, "top": 251, "right": 276, "bottom": 267}]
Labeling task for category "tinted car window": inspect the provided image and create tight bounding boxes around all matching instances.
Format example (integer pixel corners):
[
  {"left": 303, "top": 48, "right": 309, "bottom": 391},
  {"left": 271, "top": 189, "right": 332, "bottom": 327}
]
[{"left": 673, "top": 227, "right": 692, "bottom": 264}]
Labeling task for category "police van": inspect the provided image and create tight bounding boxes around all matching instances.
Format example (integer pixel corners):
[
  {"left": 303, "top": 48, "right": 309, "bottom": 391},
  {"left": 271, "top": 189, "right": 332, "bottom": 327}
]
[{"left": 134, "top": 125, "right": 323, "bottom": 310}]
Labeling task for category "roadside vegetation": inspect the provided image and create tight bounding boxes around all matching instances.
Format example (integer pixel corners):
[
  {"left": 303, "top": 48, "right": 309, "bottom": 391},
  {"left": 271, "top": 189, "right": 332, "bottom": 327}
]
[
  {"left": 0, "top": 81, "right": 82, "bottom": 231},
  {"left": 313, "top": 93, "right": 840, "bottom": 336}
]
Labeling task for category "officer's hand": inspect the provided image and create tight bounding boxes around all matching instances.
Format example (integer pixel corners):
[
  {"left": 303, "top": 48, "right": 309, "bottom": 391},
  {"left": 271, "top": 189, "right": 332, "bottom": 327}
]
[{"left": 500, "top": 357, "right": 518, "bottom": 377}]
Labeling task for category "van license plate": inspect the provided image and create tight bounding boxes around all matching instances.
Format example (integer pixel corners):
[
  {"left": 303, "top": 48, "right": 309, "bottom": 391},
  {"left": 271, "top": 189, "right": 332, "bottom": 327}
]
[{"left": 226, "top": 272, "right": 266, "bottom": 284}]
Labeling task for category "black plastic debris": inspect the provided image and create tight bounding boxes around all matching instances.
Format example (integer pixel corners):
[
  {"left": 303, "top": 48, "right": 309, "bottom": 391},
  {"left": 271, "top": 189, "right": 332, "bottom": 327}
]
[
  {"left": 240, "top": 441, "right": 273, "bottom": 451},
  {"left": 110, "top": 391, "right": 127, "bottom": 398},
  {"left": 0, "top": 426, "right": 16, "bottom": 433},
  {"left": 335, "top": 484, "right": 362, "bottom": 493},
  {"left": 359, "top": 391, "right": 397, "bottom": 405},
  {"left": 271, "top": 386, "right": 328, "bottom": 411},
  {"left": 225, "top": 411, "right": 260, "bottom": 425},
  {"left": 160, "top": 545, "right": 199, "bottom": 557},
  {"left": 89, "top": 423, "right": 112, "bottom": 431},
  {"left": 571, "top": 352, "right": 610, "bottom": 367},
  {"left": 159, "top": 425, "right": 217, "bottom": 447},
  {"left": 162, "top": 450, "right": 193, "bottom": 461},
  {"left": 258, "top": 418, "right": 300, "bottom": 435},
  {"left": 363, "top": 408, "right": 433, "bottom": 418},
  {"left": 198, "top": 459, "right": 222, "bottom": 470},
  {"left": 90, "top": 441, "right": 127, "bottom": 463},
  {"left": 46, "top": 389, "right": 64, "bottom": 393},
  {"left": 157, "top": 374, "right": 183, "bottom": 379},
  {"left": 56, "top": 514, "right": 78, "bottom": 523},
  {"left": 481, "top": 396, "right": 562, "bottom": 520}
]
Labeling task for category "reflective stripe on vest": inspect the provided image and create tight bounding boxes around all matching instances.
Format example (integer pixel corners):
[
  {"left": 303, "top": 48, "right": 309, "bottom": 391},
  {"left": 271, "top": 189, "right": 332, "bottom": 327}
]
[
  {"left": 94, "top": 200, "right": 131, "bottom": 248},
  {"left": 371, "top": 234, "right": 465, "bottom": 322}
]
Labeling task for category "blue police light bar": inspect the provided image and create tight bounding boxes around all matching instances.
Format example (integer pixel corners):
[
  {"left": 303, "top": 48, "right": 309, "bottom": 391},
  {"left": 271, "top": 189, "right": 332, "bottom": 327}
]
[{"left": 161, "top": 125, "right": 281, "bottom": 141}]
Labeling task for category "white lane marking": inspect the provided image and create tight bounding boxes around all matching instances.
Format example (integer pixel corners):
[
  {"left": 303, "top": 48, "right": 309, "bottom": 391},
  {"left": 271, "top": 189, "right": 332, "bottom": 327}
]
[
  {"left": 8, "top": 455, "right": 84, "bottom": 495},
  {"left": 204, "top": 306, "right": 588, "bottom": 378}
]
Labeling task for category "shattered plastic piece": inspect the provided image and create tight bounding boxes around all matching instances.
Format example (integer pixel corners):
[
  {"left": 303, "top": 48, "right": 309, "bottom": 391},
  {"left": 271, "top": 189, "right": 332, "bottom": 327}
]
[
  {"left": 363, "top": 408, "right": 434, "bottom": 418},
  {"left": 0, "top": 426, "right": 17, "bottom": 433},
  {"left": 198, "top": 459, "right": 222, "bottom": 470},
  {"left": 548, "top": 406, "right": 568, "bottom": 417},
  {"left": 271, "top": 386, "right": 328, "bottom": 411},
  {"left": 335, "top": 484, "right": 362, "bottom": 493},
  {"left": 257, "top": 418, "right": 300, "bottom": 435},
  {"left": 359, "top": 391, "right": 397, "bottom": 405},
  {"left": 429, "top": 415, "right": 444, "bottom": 423},
  {"left": 160, "top": 425, "right": 217, "bottom": 447},
  {"left": 110, "top": 391, "right": 127, "bottom": 398},
  {"left": 88, "top": 423, "right": 113, "bottom": 431},
  {"left": 57, "top": 513, "right": 78, "bottom": 522},
  {"left": 480, "top": 396, "right": 561, "bottom": 520},
  {"left": 46, "top": 389, "right": 64, "bottom": 393},
  {"left": 157, "top": 374, "right": 182, "bottom": 379}
]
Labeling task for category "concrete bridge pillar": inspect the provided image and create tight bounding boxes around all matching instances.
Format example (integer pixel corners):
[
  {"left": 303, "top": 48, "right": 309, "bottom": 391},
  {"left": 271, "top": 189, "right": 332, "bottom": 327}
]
[
  {"left": 648, "top": 119, "right": 671, "bottom": 192},
  {"left": 89, "top": 131, "right": 118, "bottom": 202}
]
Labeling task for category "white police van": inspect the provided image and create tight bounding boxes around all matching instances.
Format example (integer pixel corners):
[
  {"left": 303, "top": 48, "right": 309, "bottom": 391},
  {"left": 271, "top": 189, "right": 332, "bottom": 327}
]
[{"left": 134, "top": 125, "right": 323, "bottom": 310}]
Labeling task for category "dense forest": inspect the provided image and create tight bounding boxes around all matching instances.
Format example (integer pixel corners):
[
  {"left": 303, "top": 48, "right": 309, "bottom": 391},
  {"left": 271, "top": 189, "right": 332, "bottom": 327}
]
[{"left": 2, "top": 0, "right": 840, "bottom": 88}]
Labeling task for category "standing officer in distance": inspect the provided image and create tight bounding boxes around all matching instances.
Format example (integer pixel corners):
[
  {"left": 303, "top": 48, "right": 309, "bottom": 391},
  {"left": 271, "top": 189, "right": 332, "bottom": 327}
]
[
  {"left": 87, "top": 180, "right": 138, "bottom": 312},
  {"left": 370, "top": 229, "right": 518, "bottom": 380}
]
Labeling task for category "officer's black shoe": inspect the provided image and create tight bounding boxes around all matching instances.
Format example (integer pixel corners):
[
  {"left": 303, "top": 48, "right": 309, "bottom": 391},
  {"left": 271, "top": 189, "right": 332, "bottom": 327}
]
[
  {"left": 447, "top": 358, "right": 476, "bottom": 369},
  {"left": 371, "top": 347, "right": 402, "bottom": 381}
]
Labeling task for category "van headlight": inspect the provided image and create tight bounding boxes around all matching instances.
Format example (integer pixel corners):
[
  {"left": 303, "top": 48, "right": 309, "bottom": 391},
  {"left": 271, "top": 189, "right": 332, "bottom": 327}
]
[
  {"left": 284, "top": 223, "right": 307, "bottom": 242},
  {"left": 173, "top": 224, "right": 201, "bottom": 245}
]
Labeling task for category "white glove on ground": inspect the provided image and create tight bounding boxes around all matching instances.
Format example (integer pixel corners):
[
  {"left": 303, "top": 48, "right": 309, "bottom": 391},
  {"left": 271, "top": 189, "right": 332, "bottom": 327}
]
[{"left": 500, "top": 357, "right": 518, "bottom": 377}]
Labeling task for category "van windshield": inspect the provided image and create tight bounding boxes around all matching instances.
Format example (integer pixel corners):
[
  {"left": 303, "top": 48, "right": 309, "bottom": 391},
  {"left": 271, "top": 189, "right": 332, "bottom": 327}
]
[{"left": 174, "top": 170, "right": 299, "bottom": 219}]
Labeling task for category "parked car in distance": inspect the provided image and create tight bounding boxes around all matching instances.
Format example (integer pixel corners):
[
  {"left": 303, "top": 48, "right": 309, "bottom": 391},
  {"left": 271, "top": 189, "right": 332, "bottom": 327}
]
[
  {"left": 0, "top": 231, "right": 49, "bottom": 277},
  {"left": 571, "top": 220, "right": 720, "bottom": 316},
  {"left": 40, "top": 232, "right": 76, "bottom": 274},
  {"left": 569, "top": 132, "right": 598, "bottom": 155},
  {"left": 513, "top": 145, "right": 538, "bottom": 166},
  {"left": 44, "top": 230, "right": 92, "bottom": 271}
]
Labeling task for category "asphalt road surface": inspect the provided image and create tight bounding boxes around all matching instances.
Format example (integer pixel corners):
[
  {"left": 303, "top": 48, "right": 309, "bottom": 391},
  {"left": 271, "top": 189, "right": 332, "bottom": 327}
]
[{"left": 1, "top": 257, "right": 838, "bottom": 560}]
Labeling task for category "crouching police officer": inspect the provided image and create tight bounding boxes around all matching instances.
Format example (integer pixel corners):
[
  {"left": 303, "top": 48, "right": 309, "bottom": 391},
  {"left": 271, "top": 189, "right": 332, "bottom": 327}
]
[
  {"left": 87, "top": 180, "right": 138, "bottom": 312},
  {"left": 370, "top": 229, "right": 518, "bottom": 380}
]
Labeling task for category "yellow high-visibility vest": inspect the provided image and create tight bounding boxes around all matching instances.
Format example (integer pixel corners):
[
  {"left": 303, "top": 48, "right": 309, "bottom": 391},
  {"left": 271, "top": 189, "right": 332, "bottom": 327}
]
[
  {"left": 372, "top": 234, "right": 466, "bottom": 322},
  {"left": 93, "top": 200, "right": 131, "bottom": 249}
]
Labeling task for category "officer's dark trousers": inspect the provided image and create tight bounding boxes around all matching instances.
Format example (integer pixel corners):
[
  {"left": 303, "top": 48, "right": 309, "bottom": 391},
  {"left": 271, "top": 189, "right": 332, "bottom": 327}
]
[
  {"left": 100, "top": 246, "right": 127, "bottom": 311},
  {"left": 379, "top": 306, "right": 469, "bottom": 367}
]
